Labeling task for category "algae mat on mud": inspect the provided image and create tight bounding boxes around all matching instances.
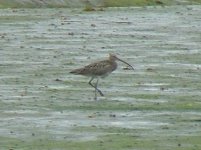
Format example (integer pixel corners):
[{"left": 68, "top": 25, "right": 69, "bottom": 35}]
[{"left": 0, "top": 6, "right": 201, "bottom": 150}]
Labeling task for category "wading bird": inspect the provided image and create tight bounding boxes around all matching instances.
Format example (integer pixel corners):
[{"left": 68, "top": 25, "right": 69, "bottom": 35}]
[{"left": 70, "top": 53, "right": 134, "bottom": 100}]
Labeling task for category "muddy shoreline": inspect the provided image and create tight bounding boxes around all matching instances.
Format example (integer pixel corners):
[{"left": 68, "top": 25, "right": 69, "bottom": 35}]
[{"left": 0, "top": 5, "right": 201, "bottom": 150}]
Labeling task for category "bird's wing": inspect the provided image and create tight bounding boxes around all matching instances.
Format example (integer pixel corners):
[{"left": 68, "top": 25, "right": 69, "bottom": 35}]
[
  {"left": 84, "top": 60, "right": 113, "bottom": 76},
  {"left": 70, "top": 60, "right": 115, "bottom": 76}
]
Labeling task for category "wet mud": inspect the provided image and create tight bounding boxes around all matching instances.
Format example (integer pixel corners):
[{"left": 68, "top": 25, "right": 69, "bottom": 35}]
[{"left": 0, "top": 5, "right": 201, "bottom": 150}]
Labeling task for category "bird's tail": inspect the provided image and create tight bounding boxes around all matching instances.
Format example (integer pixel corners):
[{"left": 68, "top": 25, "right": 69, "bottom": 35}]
[{"left": 69, "top": 68, "right": 83, "bottom": 75}]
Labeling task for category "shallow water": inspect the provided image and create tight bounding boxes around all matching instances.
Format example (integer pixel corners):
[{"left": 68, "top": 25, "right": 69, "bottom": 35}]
[{"left": 0, "top": 5, "right": 201, "bottom": 150}]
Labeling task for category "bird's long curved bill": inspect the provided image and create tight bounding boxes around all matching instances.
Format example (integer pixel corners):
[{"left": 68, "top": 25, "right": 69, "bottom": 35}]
[{"left": 116, "top": 57, "right": 134, "bottom": 70}]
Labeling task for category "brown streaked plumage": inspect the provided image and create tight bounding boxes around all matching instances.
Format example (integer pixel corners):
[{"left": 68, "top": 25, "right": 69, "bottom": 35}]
[{"left": 70, "top": 53, "right": 134, "bottom": 100}]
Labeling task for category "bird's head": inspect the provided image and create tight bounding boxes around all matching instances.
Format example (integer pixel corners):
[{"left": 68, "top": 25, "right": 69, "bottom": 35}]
[
  {"left": 109, "top": 53, "right": 118, "bottom": 61},
  {"left": 109, "top": 53, "right": 134, "bottom": 70}
]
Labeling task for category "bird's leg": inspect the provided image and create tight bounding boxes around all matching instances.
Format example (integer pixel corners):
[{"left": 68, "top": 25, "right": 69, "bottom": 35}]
[
  {"left": 88, "top": 77, "right": 104, "bottom": 97},
  {"left": 94, "top": 79, "right": 98, "bottom": 100},
  {"left": 94, "top": 78, "right": 104, "bottom": 96},
  {"left": 94, "top": 78, "right": 104, "bottom": 100},
  {"left": 89, "top": 77, "right": 98, "bottom": 100}
]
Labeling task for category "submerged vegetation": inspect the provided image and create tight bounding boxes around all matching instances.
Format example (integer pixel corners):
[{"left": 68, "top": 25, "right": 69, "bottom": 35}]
[{"left": 0, "top": 0, "right": 201, "bottom": 8}]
